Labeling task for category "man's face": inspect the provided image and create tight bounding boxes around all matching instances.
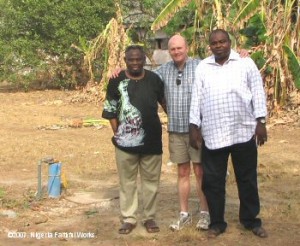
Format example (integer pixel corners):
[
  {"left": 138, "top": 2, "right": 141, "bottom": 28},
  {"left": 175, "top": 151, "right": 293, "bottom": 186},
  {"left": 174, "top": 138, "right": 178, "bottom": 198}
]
[
  {"left": 209, "top": 32, "right": 231, "bottom": 62},
  {"left": 125, "top": 49, "right": 145, "bottom": 76},
  {"left": 168, "top": 37, "right": 188, "bottom": 65}
]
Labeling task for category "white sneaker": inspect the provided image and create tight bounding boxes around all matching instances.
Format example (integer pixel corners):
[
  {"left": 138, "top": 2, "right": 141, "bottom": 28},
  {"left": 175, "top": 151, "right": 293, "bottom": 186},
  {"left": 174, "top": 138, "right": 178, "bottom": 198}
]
[
  {"left": 196, "top": 212, "right": 210, "bottom": 230},
  {"left": 169, "top": 213, "right": 192, "bottom": 231}
]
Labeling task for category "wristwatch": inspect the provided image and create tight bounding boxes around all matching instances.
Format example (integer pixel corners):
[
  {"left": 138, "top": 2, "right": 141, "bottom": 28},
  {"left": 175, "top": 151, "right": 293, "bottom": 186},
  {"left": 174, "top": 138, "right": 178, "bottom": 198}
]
[{"left": 257, "top": 118, "right": 266, "bottom": 124}]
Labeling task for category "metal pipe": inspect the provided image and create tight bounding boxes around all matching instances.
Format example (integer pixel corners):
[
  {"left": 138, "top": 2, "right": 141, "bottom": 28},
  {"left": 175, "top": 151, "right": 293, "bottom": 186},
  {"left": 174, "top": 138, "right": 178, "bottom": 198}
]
[
  {"left": 37, "top": 160, "right": 42, "bottom": 199},
  {"left": 36, "top": 156, "right": 54, "bottom": 200}
]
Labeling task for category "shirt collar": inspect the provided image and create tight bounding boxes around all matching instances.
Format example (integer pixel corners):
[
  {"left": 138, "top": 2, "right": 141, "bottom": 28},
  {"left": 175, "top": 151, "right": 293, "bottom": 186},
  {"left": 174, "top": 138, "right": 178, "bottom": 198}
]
[
  {"left": 171, "top": 57, "right": 193, "bottom": 69},
  {"left": 205, "top": 49, "right": 240, "bottom": 65}
]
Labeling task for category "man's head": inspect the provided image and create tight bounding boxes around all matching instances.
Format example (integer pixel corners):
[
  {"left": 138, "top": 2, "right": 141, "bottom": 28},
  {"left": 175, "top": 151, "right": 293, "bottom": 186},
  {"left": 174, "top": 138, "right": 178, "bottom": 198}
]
[
  {"left": 124, "top": 45, "right": 146, "bottom": 76},
  {"left": 168, "top": 34, "right": 188, "bottom": 67},
  {"left": 209, "top": 29, "right": 231, "bottom": 65}
]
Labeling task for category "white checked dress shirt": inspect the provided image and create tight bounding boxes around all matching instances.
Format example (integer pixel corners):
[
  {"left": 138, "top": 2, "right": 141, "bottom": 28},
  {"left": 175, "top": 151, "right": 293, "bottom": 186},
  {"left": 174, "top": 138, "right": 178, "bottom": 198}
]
[{"left": 189, "top": 50, "right": 267, "bottom": 150}]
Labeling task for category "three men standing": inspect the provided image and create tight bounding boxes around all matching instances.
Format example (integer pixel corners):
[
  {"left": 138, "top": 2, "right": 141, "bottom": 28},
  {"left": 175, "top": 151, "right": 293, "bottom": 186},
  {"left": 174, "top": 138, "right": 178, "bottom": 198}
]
[{"left": 103, "top": 29, "right": 268, "bottom": 239}]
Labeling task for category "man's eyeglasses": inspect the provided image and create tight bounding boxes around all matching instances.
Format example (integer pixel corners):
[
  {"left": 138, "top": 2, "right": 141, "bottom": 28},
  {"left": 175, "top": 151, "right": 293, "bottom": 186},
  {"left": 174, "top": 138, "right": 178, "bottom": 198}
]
[{"left": 176, "top": 71, "right": 183, "bottom": 85}]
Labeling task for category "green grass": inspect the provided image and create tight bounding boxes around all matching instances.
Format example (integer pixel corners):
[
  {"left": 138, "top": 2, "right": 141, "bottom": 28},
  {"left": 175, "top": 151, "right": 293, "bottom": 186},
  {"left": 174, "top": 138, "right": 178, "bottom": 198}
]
[{"left": 0, "top": 187, "right": 5, "bottom": 199}]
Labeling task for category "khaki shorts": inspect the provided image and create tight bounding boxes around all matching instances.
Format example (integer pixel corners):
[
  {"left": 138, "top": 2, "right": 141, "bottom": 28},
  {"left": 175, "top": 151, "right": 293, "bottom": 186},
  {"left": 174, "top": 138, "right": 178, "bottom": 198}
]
[{"left": 168, "top": 133, "right": 201, "bottom": 164}]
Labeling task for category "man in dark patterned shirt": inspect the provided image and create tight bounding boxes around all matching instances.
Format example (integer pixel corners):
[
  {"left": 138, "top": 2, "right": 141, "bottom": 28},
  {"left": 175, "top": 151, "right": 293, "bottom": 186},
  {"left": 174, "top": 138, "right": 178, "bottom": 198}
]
[{"left": 102, "top": 45, "right": 166, "bottom": 235}]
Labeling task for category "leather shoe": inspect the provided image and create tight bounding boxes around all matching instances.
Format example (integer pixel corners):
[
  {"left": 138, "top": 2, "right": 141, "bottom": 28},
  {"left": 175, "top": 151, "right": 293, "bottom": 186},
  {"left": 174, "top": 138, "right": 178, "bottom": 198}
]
[
  {"left": 207, "top": 228, "right": 223, "bottom": 238},
  {"left": 252, "top": 226, "right": 268, "bottom": 238}
]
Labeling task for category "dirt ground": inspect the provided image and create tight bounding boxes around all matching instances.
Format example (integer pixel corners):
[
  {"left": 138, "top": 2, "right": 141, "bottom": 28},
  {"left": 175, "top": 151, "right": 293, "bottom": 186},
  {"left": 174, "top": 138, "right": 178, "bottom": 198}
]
[{"left": 0, "top": 90, "right": 300, "bottom": 246}]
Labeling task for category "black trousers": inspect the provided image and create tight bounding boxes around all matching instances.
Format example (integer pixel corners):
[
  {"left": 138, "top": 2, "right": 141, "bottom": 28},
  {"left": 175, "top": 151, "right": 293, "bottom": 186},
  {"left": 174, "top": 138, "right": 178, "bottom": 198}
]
[{"left": 202, "top": 137, "right": 262, "bottom": 232}]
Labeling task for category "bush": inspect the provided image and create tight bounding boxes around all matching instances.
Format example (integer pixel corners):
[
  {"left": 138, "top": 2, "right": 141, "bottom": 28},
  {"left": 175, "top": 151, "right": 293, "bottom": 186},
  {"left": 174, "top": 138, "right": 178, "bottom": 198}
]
[{"left": 0, "top": 0, "right": 115, "bottom": 90}]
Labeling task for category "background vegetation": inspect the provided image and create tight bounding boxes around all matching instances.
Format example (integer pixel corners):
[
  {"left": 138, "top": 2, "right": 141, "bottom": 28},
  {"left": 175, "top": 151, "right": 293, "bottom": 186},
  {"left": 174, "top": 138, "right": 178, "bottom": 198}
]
[
  {"left": 150, "top": 0, "right": 300, "bottom": 116},
  {"left": 0, "top": 0, "right": 299, "bottom": 115},
  {"left": 0, "top": 0, "right": 115, "bottom": 89}
]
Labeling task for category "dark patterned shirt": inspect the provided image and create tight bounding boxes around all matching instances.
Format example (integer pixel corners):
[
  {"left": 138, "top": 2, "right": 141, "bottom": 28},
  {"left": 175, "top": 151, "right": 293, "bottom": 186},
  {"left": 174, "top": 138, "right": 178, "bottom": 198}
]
[{"left": 102, "top": 70, "right": 165, "bottom": 155}]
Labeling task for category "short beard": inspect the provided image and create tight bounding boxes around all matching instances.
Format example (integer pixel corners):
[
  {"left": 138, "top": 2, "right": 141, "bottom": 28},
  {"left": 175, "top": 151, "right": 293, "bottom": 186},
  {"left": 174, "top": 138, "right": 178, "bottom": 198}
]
[{"left": 128, "top": 69, "right": 143, "bottom": 77}]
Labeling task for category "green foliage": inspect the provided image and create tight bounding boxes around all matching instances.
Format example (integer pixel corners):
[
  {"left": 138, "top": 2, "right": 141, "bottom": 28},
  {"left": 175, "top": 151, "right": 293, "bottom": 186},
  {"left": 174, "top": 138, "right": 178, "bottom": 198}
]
[
  {"left": 232, "top": 0, "right": 260, "bottom": 24},
  {"left": 283, "top": 45, "right": 300, "bottom": 89},
  {"left": 163, "top": 4, "right": 195, "bottom": 36},
  {"left": 239, "top": 14, "right": 267, "bottom": 47},
  {"left": 251, "top": 51, "right": 272, "bottom": 74},
  {"left": 150, "top": 0, "right": 299, "bottom": 115},
  {"left": 0, "top": 187, "right": 5, "bottom": 199},
  {"left": 151, "top": 0, "right": 193, "bottom": 31},
  {"left": 0, "top": 0, "right": 115, "bottom": 89},
  {"left": 121, "top": 0, "right": 169, "bottom": 45}
]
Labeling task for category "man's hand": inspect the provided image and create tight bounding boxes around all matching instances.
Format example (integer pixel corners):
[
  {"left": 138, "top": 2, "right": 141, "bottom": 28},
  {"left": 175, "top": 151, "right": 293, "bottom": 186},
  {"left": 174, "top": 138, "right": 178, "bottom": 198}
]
[
  {"left": 110, "top": 67, "right": 123, "bottom": 79},
  {"left": 238, "top": 49, "right": 249, "bottom": 58},
  {"left": 109, "top": 118, "right": 118, "bottom": 136},
  {"left": 255, "top": 122, "right": 267, "bottom": 146},
  {"left": 189, "top": 124, "right": 202, "bottom": 149}
]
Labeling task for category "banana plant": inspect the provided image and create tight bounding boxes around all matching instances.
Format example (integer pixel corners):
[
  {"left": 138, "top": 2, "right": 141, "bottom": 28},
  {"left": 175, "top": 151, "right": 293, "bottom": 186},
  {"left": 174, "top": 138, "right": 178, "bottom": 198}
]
[
  {"left": 151, "top": 0, "right": 193, "bottom": 31},
  {"left": 232, "top": 0, "right": 260, "bottom": 25},
  {"left": 283, "top": 44, "right": 300, "bottom": 89},
  {"left": 151, "top": 0, "right": 225, "bottom": 31},
  {"left": 234, "top": 0, "right": 299, "bottom": 109},
  {"left": 71, "top": 2, "right": 129, "bottom": 99}
]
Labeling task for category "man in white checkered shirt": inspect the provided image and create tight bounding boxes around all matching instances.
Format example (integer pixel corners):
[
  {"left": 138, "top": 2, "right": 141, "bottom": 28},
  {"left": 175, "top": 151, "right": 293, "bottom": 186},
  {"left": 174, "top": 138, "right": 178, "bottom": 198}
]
[{"left": 189, "top": 29, "right": 268, "bottom": 239}]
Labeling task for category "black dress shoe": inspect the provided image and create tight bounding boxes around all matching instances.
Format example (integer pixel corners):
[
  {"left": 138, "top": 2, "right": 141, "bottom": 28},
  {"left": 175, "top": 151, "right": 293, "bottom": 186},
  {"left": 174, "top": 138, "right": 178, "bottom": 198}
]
[
  {"left": 252, "top": 226, "right": 268, "bottom": 238},
  {"left": 207, "top": 228, "right": 223, "bottom": 238}
]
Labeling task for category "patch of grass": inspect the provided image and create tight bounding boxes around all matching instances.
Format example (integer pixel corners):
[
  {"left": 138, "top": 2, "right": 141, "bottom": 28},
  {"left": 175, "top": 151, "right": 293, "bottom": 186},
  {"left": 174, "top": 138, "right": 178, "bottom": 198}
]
[
  {"left": 0, "top": 187, "right": 37, "bottom": 210},
  {"left": 1, "top": 198, "right": 21, "bottom": 209},
  {"left": 0, "top": 187, "right": 5, "bottom": 198}
]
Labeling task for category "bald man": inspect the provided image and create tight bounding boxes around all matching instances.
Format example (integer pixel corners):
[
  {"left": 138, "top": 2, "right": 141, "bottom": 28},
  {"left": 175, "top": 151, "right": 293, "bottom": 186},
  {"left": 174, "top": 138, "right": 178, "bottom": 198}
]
[{"left": 155, "top": 35, "right": 210, "bottom": 231}]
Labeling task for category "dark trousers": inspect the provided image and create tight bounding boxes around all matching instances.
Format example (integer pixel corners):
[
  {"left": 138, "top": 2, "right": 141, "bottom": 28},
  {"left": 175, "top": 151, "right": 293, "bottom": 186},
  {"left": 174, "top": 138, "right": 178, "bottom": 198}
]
[{"left": 202, "top": 137, "right": 262, "bottom": 232}]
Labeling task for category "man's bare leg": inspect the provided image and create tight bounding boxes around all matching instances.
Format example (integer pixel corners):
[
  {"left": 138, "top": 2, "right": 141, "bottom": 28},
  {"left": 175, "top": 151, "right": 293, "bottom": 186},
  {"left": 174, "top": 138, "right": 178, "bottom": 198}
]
[
  {"left": 169, "top": 162, "right": 192, "bottom": 231},
  {"left": 178, "top": 162, "right": 191, "bottom": 212},
  {"left": 193, "top": 162, "right": 210, "bottom": 230}
]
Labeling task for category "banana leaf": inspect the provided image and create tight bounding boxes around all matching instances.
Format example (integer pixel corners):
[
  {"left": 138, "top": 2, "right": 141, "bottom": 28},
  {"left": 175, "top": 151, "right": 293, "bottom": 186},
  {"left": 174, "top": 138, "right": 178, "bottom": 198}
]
[
  {"left": 151, "top": 0, "right": 191, "bottom": 31},
  {"left": 283, "top": 44, "right": 300, "bottom": 89},
  {"left": 233, "top": 0, "right": 260, "bottom": 24}
]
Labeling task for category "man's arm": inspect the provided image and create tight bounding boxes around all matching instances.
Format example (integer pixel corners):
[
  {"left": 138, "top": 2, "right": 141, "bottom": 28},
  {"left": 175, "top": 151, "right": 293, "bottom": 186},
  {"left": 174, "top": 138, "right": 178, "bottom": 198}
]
[
  {"left": 255, "top": 117, "right": 267, "bottom": 146},
  {"left": 189, "top": 124, "right": 202, "bottom": 149},
  {"left": 160, "top": 97, "right": 167, "bottom": 114},
  {"left": 110, "top": 67, "right": 124, "bottom": 79},
  {"left": 189, "top": 63, "right": 203, "bottom": 149},
  {"left": 109, "top": 118, "right": 118, "bottom": 135},
  {"left": 247, "top": 59, "right": 268, "bottom": 146},
  {"left": 102, "top": 78, "right": 119, "bottom": 134}
]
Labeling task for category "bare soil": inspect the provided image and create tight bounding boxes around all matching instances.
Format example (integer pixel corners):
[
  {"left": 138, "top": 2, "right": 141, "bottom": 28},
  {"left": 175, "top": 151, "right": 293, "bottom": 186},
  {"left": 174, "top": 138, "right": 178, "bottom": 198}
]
[{"left": 0, "top": 90, "right": 299, "bottom": 246}]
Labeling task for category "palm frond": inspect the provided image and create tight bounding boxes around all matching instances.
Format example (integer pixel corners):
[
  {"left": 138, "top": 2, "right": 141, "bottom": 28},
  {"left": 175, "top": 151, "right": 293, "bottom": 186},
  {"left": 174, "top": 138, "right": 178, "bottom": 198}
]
[
  {"left": 151, "top": 0, "right": 191, "bottom": 31},
  {"left": 283, "top": 44, "right": 300, "bottom": 89},
  {"left": 233, "top": 0, "right": 260, "bottom": 24}
]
